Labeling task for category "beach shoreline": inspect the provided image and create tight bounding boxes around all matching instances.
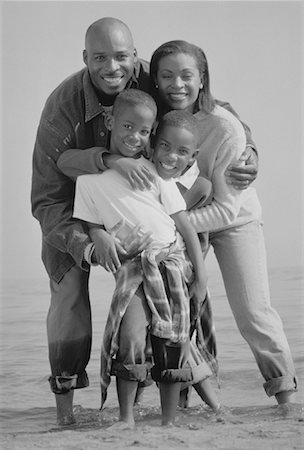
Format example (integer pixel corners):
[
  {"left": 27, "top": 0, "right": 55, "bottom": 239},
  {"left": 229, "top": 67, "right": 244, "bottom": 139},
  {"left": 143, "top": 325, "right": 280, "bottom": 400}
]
[{"left": 2, "top": 401, "right": 303, "bottom": 450}]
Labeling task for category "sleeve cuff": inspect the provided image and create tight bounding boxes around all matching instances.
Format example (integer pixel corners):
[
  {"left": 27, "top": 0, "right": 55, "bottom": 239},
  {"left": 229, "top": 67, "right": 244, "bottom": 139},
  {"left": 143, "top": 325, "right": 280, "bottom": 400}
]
[
  {"left": 83, "top": 242, "right": 98, "bottom": 266},
  {"left": 96, "top": 149, "right": 109, "bottom": 171},
  {"left": 246, "top": 144, "right": 258, "bottom": 155}
]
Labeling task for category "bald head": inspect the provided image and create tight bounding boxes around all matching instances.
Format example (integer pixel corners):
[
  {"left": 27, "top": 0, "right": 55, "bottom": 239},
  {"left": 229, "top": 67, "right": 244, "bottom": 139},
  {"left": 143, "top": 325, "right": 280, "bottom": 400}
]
[
  {"left": 85, "top": 17, "right": 134, "bottom": 49},
  {"left": 83, "top": 17, "right": 137, "bottom": 96}
]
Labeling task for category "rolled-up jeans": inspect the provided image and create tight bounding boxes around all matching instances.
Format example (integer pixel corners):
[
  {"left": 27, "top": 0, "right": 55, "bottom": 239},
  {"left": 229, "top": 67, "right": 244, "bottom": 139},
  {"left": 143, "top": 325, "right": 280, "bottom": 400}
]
[
  {"left": 112, "top": 286, "right": 192, "bottom": 384},
  {"left": 47, "top": 265, "right": 91, "bottom": 394},
  {"left": 209, "top": 220, "right": 297, "bottom": 396}
]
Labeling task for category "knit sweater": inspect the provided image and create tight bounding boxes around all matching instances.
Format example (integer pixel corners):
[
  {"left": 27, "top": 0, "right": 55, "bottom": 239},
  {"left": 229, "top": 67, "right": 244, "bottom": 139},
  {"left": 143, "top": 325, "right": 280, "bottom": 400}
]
[{"left": 188, "top": 106, "right": 262, "bottom": 233}]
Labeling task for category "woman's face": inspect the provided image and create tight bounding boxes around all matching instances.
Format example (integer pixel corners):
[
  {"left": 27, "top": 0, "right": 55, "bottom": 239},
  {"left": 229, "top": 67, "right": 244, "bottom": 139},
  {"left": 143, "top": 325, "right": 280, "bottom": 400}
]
[{"left": 155, "top": 53, "right": 203, "bottom": 113}]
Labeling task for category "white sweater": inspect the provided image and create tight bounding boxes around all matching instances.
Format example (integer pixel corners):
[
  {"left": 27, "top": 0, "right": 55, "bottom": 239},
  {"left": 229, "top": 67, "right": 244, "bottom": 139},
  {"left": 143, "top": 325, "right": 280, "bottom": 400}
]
[{"left": 187, "top": 106, "right": 262, "bottom": 232}]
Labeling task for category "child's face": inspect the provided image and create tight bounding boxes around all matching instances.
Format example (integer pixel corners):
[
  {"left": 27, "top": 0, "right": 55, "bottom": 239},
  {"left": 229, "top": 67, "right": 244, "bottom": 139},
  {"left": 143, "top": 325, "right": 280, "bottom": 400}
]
[
  {"left": 107, "top": 104, "right": 155, "bottom": 158},
  {"left": 153, "top": 125, "right": 198, "bottom": 179}
]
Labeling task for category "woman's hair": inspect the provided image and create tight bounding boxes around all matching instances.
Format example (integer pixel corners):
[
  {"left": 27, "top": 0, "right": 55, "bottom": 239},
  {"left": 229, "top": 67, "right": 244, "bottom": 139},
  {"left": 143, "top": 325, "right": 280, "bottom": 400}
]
[
  {"left": 154, "top": 110, "right": 200, "bottom": 147},
  {"left": 112, "top": 88, "right": 157, "bottom": 119},
  {"left": 150, "top": 40, "right": 215, "bottom": 115}
]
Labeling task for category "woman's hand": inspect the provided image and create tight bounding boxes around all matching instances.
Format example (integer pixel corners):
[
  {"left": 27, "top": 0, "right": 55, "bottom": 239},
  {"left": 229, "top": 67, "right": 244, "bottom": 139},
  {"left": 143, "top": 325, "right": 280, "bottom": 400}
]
[
  {"left": 225, "top": 147, "right": 258, "bottom": 190},
  {"left": 112, "top": 157, "right": 155, "bottom": 190}
]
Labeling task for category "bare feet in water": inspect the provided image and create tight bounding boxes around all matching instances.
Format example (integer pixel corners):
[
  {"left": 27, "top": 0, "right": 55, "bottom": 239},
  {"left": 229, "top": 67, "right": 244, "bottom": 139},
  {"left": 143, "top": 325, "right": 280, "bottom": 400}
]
[
  {"left": 55, "top": 391, "right": 76, "bottom": 426},
  {"left": 107, "top": 420, "right": 135, "bottom": 431}
]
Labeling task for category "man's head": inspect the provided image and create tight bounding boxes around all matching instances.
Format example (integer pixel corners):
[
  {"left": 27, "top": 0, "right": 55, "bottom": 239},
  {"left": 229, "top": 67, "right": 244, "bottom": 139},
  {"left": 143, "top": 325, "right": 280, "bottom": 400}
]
[
  {"left": 105, "top": 89, "right": 157, "bottom": 158},
  {"left": 152, "top": 110, "right": 199, "bottom": 179},
  {"left": 83, "top": 17, "right": 137, "bottom": 96}
]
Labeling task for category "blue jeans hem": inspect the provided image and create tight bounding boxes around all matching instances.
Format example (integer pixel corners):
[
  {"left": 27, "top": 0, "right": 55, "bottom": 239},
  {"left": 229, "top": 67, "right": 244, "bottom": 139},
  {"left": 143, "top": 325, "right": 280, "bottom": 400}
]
[{"left": 263, "top": 375, "right": 298, "bottom": 397}]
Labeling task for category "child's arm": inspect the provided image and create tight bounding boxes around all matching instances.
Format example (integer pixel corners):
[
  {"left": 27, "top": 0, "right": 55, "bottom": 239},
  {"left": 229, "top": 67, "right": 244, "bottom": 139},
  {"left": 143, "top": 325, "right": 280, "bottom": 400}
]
[
  {"left": 104, "top": 154, "right": 155, "bottom": 190},
  {"left": 57, "top": 147, "right": 109, "bottom": 179},
  {"left": 171, "top": 210, "right": 207, "bottom": 317},
  {"left": 57, "top": 147, "right": 155, "bottom": 189},
  {"left": 176, "top": 176, "right": 213, "bottom": 210}
]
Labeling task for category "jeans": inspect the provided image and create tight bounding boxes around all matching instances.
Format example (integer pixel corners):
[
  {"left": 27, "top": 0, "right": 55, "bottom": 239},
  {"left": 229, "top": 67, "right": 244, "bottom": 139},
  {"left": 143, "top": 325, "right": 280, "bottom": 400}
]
[
  {"left": 47, "top": 265, "right": 91, "bottom": 394},
  {"left": 112, "top": 287, "right": 192, "bottom": 384},
  {"left": 209, "top": 220, "right": 297, "bottom": 396}
]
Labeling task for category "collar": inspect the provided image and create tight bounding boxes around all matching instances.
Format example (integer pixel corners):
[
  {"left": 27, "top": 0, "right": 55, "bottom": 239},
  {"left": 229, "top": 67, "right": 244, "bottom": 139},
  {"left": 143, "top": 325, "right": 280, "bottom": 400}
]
[
  {"left": 83, "top": 61, "right": 142, "bottom": 123},
  {"left": 175, "top": 161, "right": 200, "bottom": 189},
  {"left": 127, "top": 59, "right": 141, "bottom": 89}
]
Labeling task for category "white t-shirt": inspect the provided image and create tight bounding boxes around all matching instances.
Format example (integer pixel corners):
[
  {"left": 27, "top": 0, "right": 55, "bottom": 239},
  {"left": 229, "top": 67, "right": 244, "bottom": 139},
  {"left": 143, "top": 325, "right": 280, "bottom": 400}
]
[{"left": 73, "top": 157, "right": 186, "bottom": 250}]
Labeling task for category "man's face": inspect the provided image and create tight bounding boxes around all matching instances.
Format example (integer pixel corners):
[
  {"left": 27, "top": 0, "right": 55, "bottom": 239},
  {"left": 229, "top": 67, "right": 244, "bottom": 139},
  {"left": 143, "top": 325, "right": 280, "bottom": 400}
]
[
  {"left": 83, "top": 25, "right": 137, "bottom": 96},
  {"left": 107, "top": 104, "right": 155, "bottom": 158},
  {"left": 153, "top": 125, "right": 197, "bottom": 179}
]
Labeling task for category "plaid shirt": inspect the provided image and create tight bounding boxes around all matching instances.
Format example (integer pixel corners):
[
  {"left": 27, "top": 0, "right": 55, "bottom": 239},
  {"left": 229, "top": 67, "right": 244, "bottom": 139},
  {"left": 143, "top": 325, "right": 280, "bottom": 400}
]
[{"left": 100, "top": 240, "right": 192, "bottom": 406}]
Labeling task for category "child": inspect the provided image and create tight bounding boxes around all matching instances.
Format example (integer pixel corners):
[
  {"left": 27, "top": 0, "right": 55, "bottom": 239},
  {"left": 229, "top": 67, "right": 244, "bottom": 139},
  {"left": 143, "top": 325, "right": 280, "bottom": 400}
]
[{"left": 73, "top": 89, "right": 218, "bottom": 427}]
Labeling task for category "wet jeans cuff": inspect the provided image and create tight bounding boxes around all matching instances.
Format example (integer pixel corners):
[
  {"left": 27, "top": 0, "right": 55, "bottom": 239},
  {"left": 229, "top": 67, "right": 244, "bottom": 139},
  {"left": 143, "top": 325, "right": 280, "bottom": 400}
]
[
  {"left": 151, "top": 366, "right": 193, "bottom": 383},
  {"left": 48, "top": 371, "right": 89, "bottom": 394},
  {"left": 263, "top": 375, "right": 298, "bottom": 397},
  {"left": 110, "top": 361, "right": 150, "bottom": 382}
]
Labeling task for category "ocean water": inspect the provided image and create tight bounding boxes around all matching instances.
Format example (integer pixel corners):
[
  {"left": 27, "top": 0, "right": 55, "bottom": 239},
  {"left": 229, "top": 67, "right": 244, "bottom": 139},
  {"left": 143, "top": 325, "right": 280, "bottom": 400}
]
[{"left": 0, "top": 266, "right": 303, "bottom": 434}]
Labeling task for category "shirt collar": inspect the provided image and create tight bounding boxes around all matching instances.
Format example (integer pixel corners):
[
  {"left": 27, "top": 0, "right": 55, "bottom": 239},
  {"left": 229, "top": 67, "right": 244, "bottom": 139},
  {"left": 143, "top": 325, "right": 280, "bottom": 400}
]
[
  {"left": 175, "top": 161, "right": 200, "bottom": 189},
  {"left": 83, "top": 61, "right": 142, "bottom": 122}
]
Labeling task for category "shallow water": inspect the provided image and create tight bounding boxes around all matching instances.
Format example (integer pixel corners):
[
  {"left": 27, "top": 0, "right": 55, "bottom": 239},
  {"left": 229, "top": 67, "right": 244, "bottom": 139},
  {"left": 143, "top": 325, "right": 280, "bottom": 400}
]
[{"left": 1, "top": 267, "right": 303, "bottom": 435}]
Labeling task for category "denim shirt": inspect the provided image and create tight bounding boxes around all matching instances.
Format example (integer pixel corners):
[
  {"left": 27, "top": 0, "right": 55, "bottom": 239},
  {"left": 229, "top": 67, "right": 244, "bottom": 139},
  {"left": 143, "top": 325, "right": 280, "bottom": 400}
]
[{"left": 31, "top": 60, "right": 150, "bottom": 283}]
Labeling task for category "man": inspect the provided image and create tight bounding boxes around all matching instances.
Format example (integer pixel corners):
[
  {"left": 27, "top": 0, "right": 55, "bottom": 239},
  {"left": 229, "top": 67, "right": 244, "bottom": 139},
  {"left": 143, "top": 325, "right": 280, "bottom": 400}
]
[{"left": 31, "top": 17, "right": 258, "bottom": 425}]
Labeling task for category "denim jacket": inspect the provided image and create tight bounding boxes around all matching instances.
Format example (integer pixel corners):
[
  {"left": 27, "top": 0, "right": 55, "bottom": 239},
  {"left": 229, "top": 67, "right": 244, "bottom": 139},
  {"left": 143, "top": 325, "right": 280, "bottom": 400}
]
[{"left": 31, "top": 60, "right": 150, "bottom": 283}]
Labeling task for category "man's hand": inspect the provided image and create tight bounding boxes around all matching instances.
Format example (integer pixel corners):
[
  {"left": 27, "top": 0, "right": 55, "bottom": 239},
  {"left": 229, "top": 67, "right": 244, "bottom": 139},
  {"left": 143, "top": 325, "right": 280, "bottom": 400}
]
[
  {"left": 90, "top": 221, "right": 154, "bottom": 272},
  {"left": 90, "top": 227, "right": 126, "bottom": 273},
  {"left": 112, "top": 158, "right": 155, "bottom": 190},
  {"left": 225, "top": 147, "right": 258, "bottom": 190}
]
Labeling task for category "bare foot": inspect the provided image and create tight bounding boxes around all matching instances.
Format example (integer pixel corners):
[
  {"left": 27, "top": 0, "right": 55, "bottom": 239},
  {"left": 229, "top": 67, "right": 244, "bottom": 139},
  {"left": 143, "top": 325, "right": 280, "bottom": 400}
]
[
  {"left": 161, "top": 420, "right": 178, "bottom": 428},
  {"left": 134, "top": 386, "right": 145, "bottom": 406},
  {"left": 107, "top": 420, "right": 135, "bottom": 431},
  {"left": 55, "top": 391, "right": 75, "bottom": 426},
  {"left": 178, "top": 387, "right": 192, "bottom": 408},
  {"left": 57, "top": 413, "right": 76, "bottom": 426},
  {"left": 275, "top": 390, "right": 294, "bottom": 405}
]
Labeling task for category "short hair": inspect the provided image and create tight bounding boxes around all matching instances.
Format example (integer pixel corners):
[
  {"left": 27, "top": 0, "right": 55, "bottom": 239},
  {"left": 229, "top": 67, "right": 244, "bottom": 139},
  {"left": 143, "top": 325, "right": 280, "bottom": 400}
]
[
  {"left": 150, "top": 40, "right": 215, "bottom": 114},
  {"left": 154, "top": 110, "right": 200, "bottom": 147},
  {"left": 112, "top": 89, "right": 157, "bottom": 119}
]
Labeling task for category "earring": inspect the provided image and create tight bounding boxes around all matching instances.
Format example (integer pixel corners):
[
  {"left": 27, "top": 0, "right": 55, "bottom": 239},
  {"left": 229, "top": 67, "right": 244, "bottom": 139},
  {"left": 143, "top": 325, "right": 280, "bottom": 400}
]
[{"left": 155, "top": 84, "right": 158, "bottom": 89}]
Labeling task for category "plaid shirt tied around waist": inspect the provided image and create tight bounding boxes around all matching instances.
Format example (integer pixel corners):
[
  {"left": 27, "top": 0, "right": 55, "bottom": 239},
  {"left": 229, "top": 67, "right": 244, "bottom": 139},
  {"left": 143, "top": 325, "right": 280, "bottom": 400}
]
[{"left": 100, "top": 240, "right": 193, "bottom": 405}]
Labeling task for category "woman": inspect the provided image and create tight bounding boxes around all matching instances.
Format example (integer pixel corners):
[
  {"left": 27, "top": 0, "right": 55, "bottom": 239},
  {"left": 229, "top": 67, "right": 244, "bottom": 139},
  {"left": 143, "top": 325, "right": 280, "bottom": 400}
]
[{"left": 150, "top": 40, "right": 297, "bottom": 406}]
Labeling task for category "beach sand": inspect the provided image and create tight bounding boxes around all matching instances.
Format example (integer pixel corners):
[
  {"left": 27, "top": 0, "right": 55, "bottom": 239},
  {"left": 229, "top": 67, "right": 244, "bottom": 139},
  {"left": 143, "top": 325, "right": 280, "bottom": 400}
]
[
  {"left": 1, "top": 404, "right": 303, "bottom": 450},
  {"left": 2, "top": 386, "right": 303, "bottom": 450}
]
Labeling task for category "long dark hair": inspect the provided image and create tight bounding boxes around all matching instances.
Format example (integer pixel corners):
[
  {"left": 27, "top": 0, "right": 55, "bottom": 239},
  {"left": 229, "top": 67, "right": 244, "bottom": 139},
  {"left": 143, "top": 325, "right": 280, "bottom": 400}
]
[{"left": 150, "top": 40, "right": 215, "bottom": 116}]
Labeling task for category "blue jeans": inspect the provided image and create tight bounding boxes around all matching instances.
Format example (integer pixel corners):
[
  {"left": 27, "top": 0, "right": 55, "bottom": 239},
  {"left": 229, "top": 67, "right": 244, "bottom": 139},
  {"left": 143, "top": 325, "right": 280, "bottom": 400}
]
[
  {"left": 209, "top": 220, "right": 297, "bottom": 396},
  {"left": 47, "top": 265, "right": 91, "bottom": 394},
  {"left": 112, "top": 286, "right": 192, "bottom": 384}
]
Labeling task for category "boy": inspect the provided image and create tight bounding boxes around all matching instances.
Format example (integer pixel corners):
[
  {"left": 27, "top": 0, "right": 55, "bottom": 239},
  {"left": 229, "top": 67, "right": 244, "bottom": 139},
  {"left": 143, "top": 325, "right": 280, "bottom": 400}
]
[{"left": 73, "top": 89, "right": 217, "bottom": 427}]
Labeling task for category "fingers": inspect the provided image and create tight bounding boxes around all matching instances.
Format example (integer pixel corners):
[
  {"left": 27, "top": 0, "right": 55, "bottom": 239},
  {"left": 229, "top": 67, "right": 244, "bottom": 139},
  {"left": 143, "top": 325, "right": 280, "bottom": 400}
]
[
  {"left": 103, "top": 260, "right": 121, "bottom": 273},
  {"left": 129, "top": 172, "right": 149, "bottom": 190},
  {"left": 225, "top": 163, "right": 258, "bottom": 190},
  {"left": 226, "top": 164, "right": 258, "bottom": 175},
  {"left": 128, "top": 167, "right": 155, "bottom": 190},
  {"left": 101, "top": 255, "right": 121, "bottom": 273},
  {"left": 226, "top": 178, "right": 254, "bottom": 190}
]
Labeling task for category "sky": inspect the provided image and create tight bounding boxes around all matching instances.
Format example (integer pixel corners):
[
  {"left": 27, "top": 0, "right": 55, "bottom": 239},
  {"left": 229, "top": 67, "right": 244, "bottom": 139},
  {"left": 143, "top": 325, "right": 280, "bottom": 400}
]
[{"left": 1, "top": 0, "right": 303, "bottom": 282}]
